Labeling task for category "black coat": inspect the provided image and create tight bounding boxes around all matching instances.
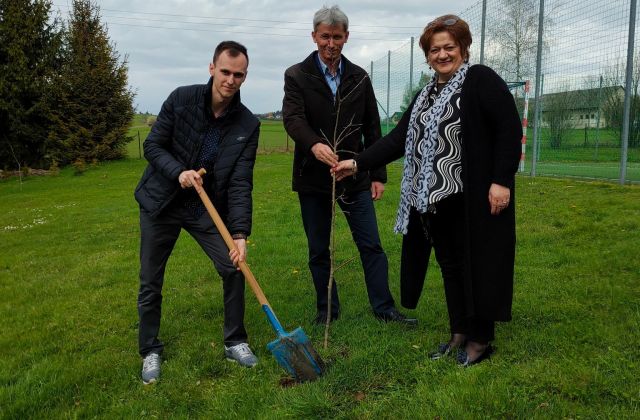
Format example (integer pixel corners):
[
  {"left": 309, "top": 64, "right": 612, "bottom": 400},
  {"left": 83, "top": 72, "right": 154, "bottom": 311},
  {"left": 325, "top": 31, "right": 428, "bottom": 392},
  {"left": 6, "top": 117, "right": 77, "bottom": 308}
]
[
  {"left": 282, "top": 52, "right": 386, "bottom": 194},
  {"left": 134, "top": 77, "right": 260, "bottom": 236},
  {"left": 356, "top": 65, "right": 522, "bottom": 321}
]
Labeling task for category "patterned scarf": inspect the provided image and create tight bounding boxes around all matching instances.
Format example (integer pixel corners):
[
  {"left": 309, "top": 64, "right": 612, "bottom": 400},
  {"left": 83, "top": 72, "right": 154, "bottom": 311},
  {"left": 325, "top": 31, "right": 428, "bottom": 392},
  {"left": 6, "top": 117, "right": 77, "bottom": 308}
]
[{"left": 394, "top": 62, "right": 470, "bottom": 234}]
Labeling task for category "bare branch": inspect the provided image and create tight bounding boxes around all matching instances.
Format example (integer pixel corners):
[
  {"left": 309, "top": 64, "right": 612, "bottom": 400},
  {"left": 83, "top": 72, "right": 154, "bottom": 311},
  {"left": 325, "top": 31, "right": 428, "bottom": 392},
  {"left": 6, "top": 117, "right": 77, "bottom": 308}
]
[
  {"left": 338, "top": 75, "right": 370, "bottom": 103},
  {"left": 335, "top": 114, "right": 358, "bottom": 143},
  {"left": 335, "top": 127, "right": 364, "bottom": 147},
  {"left": 7, "top": 142, "right": 23, "bottom": 188},
  {"left": 334, "top": 257, "right": 357, "bottom": 273},
  {"left": 318, "top": 129, "right": 332, "bottom": 145},
  {"left": 335, "top": 149, "right": 357, "bottom": 156}
]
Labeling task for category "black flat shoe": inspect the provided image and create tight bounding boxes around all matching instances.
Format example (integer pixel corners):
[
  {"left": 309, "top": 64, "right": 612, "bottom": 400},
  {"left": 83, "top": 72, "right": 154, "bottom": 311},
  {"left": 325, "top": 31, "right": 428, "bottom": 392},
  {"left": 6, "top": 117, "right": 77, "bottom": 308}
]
[
  {"left": 429, "top": 343, "right": 456, "bottom": 360},
  {"left": 456, "top": 345, "right": 494, "bottom": 367},
  {"left": 373, "top": 308, "right": 418, "bottom": 327}
]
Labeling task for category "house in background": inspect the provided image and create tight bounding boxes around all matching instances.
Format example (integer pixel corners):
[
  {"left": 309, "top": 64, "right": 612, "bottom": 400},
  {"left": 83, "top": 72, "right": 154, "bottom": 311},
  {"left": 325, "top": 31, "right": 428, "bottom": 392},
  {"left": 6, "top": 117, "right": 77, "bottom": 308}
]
[{"left": 539, "top": 86, "right": 624, "bottom": 129}]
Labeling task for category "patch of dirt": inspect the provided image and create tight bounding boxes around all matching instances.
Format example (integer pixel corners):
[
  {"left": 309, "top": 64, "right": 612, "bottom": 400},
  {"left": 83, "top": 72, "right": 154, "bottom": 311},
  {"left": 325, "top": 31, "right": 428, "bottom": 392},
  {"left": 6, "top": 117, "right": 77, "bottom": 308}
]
[
  {"left": 278, "top": 377, "right": 297, "bottom": 387},
  {"left": 354, "top": 391, "right": 366, "bottom": 401}
]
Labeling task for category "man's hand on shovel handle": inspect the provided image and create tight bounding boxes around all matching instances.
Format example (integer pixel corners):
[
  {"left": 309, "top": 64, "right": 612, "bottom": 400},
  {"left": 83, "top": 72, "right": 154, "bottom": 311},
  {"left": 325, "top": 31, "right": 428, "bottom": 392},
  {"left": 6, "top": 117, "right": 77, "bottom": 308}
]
[
  {"left": 229, "top": 239, "right": 246, "bottom": 270},
  {"left": 178, "top": 170, "right": 203, "bottom": 189},
  {"left": 188, "top": 168, "right": 246, "bottom": 270}
]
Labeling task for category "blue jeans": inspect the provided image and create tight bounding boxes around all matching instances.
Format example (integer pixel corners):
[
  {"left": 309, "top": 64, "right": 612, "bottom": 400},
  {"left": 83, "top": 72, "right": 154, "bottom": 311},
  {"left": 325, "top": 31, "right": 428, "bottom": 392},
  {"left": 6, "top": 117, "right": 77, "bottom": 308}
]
[{"left": 298, "top": 190, "right": 395, "bottom": 315}]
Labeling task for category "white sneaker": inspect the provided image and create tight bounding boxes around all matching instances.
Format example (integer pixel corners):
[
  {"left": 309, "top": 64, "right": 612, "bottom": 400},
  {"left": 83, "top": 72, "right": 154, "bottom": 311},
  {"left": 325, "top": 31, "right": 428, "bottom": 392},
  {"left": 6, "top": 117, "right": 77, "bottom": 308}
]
[
  {"left": 224, "top": 343, "right": 258, "bottom": 368},
  {"left": 141, "top": 352, "right": 161, "bottom": 384}
]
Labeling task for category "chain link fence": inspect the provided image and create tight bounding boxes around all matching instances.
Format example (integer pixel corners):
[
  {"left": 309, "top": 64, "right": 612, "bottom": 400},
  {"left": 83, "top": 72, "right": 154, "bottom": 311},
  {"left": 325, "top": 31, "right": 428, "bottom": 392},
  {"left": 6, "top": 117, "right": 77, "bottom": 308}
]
[{"left": 370, "top": 0, "right": 639, "bottom": 183}]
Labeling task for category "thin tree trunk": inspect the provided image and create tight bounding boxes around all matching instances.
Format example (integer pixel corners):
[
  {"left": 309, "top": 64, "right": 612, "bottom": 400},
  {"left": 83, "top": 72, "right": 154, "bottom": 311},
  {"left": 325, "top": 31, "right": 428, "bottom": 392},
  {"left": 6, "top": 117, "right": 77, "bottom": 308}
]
[
  {"left": 324, "top": 173, "right": 337, "bottom": 348},
  {"left": 8, "top": 142, "right": 23, "bottom": 189},
  {"left": 322, "top": 75, "right": 368, "bottom": 349}
]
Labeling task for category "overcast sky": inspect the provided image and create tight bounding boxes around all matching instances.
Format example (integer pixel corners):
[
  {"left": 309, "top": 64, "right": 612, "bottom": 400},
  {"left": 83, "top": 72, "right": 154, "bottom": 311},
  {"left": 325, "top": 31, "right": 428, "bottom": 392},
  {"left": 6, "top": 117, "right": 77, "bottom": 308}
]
[{"left": 52, "top": 0, "right": 478, "bottom": 114}]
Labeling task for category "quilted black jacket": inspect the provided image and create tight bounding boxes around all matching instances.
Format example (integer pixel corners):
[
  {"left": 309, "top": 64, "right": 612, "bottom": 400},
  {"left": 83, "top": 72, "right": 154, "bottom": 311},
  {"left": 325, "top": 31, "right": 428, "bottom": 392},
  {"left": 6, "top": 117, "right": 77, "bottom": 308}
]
[{"left": 134, "top": 77, "right": 260, "bottom": 236}]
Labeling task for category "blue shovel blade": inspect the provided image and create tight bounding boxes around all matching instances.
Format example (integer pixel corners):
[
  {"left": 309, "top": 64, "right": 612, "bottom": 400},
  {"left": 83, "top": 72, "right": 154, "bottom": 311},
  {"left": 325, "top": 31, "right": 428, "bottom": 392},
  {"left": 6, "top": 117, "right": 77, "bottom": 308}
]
[{"left": 266, "top": 327, "right": 324, "bottom": 382}]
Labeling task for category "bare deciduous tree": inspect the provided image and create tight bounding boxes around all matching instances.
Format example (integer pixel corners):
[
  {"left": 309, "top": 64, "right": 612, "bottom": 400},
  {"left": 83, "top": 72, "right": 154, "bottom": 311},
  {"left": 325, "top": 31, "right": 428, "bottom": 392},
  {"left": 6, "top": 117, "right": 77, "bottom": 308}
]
[
  {"left": 542, "top": 85, "right": 575, "bottom": 149},
  {"left": 600, "top": 55, "right": 640, "bottom": 148},
  {"left": 486, "top": 0, "right": 556, "bottom": 84}
]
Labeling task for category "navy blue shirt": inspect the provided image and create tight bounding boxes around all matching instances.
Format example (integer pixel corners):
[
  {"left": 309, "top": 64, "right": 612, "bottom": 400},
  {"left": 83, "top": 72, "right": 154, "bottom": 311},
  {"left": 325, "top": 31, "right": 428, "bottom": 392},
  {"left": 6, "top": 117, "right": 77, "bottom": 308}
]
[{"left": 182, "top": 114, "right": 226, "bottom": 218}]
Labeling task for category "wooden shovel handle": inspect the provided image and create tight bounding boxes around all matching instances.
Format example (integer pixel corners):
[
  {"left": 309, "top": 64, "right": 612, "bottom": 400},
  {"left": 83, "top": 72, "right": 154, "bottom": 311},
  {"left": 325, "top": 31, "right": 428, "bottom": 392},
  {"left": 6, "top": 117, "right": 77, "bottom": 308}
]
[{"left": 194, "top": 168, "right": 270, "bottom": 307}]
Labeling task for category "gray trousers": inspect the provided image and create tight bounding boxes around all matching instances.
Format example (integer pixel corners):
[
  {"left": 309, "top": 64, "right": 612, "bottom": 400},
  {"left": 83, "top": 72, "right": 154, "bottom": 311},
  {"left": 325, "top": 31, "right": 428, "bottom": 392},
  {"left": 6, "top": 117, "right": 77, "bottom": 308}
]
[{"left": 137, "top": 204, "right": 247, "bottom": 357}]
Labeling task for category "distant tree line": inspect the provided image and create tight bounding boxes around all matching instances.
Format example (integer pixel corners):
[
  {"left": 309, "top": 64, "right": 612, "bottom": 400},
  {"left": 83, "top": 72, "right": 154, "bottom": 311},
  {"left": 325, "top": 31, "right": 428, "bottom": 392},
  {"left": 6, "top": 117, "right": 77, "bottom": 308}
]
[{"left": 0, "top": 0, "right": 134, "bottom": 171}]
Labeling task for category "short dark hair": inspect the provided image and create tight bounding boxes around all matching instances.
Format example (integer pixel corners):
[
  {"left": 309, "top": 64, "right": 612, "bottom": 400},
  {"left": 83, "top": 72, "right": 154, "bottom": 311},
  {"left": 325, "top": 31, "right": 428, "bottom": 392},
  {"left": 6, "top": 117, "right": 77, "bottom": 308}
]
[
  {"left": 419, "top": 15, "right": 472, "bottom": 61},
  {"left": 213, "top": 41, "right": 249, "bottom": 64}
]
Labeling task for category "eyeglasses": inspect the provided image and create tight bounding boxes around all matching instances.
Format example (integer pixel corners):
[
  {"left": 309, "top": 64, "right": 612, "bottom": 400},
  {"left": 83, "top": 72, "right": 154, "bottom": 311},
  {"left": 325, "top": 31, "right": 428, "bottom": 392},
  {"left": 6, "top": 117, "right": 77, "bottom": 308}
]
[{"left": 426, "top": 16, "right": 460, "bottom": 29}]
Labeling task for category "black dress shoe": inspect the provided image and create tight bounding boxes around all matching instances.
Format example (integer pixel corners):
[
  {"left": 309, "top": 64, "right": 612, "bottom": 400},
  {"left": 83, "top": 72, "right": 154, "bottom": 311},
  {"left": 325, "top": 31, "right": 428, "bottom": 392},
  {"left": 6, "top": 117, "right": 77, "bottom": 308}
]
[
  {"left": 456, "top": 344, "right": 494, "bottom": 367},
  {"left": 313, "top": 312, "right": 339, "bottom": 325},
  {"left": 373, "top": 308, "right": 418, "bottom": 326}
]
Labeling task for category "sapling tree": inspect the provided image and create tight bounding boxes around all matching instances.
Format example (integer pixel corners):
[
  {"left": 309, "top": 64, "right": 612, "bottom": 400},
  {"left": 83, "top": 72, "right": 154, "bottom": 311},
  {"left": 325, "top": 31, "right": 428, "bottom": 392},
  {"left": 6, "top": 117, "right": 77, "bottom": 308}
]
[{"left": 318, "top": 75, "right": 371, "bottom": 349}]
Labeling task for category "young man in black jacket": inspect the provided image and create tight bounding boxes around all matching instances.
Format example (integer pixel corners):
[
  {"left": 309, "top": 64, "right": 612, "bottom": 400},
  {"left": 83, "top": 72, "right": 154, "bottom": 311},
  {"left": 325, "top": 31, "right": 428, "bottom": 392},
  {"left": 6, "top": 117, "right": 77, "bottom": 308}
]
[
  {"left": 282, "top": 6, "right": 416, "bottom": 327},
  {"left": 134, "top": 41, "right": 260, "bottom": 384}
]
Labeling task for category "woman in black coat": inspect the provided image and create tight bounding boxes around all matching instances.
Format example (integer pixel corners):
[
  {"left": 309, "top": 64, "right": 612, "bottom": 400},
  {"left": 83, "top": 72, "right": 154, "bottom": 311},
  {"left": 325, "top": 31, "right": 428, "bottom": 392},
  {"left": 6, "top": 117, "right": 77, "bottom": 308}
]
[{"left": 333, "top": 15, "right": 522, "bottom": 366}]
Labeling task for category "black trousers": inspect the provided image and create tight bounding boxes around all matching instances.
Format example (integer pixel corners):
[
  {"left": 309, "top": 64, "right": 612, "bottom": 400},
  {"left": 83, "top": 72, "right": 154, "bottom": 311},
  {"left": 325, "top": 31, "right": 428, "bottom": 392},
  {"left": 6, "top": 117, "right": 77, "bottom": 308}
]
[
  {"left": 137, "top": 204, "right": 247, "bottom": 357},
  {"left": 298, "top": 190, "right": 395, "bottom": 315},
  {"left": 424, "top": 194, "right": 495, "bottom": 344}
]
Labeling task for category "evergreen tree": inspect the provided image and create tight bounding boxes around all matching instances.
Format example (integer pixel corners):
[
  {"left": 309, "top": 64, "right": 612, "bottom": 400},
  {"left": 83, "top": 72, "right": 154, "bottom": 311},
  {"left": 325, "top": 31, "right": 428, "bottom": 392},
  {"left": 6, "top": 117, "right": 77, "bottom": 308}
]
[
  {"left": 48, "top": 0, "right": 134, "bottom": 165},
  {"left": 0, "top": 0, "right": 62, "bottom": 169}
]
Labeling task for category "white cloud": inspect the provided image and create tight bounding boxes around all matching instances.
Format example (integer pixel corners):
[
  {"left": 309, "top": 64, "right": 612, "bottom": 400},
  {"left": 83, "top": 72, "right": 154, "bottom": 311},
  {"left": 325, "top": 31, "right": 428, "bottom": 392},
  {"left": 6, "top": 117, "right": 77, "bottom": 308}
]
[{"left": 54, "top": 0, "right": 479, "bottom": 113}]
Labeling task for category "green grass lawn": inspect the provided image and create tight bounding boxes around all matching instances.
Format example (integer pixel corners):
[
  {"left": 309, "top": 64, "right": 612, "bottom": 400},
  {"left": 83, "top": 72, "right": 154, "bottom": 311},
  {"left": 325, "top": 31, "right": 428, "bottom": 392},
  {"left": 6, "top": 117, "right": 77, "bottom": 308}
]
[
  {"left": 1, "top": 154, "right": 638, "bottom": 417},
  {"left": 126, "top": 119, "right": 291, "bottom": 159},
  {"left": 382, "top": 121, "right": 640, "bottom": 182},
  {"left": 128, "top": 119, "right": 640, "bottom": 183},
  {"left": 257, "top": 119, "right": 293, "bottom": 152},
  {"left": 125, "top": 114, "right": 152, "bottom": 159}
]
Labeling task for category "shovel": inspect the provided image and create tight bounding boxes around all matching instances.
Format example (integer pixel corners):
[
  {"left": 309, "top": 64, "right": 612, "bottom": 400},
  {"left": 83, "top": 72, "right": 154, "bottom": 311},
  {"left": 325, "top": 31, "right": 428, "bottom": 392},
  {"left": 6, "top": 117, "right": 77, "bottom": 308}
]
[{"left": 193, "top": 169, "right": 324, "bottom": 382}]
